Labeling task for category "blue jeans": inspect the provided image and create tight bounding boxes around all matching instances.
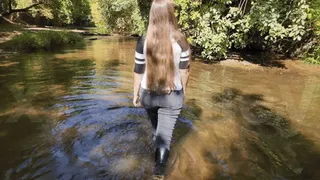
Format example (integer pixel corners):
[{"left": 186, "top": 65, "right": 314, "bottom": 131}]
[{"left": 140, "top": 88, "right": 183, "bottom": 150}]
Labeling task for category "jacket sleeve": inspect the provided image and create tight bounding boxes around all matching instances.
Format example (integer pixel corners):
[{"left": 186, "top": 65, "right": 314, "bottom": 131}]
[
  {"left": 179, "top": 46, "right": 190, "bottom": 69},
  {"left": 133, "top": 36, "right": 146, "bottom": 74}
]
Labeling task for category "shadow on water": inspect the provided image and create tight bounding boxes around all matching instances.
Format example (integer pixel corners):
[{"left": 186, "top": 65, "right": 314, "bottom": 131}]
[
  {"left": 0, "top": 52, "right": 98, "bottom": 179},
  {"left": 190, "top": 50, "right": 289, "bottom": 68},
  {"left": 169, "top": 88, "right": 320, "bottom": 179},
  {"left": 238, "top": 51, "right": 288, "bottom": 69}
]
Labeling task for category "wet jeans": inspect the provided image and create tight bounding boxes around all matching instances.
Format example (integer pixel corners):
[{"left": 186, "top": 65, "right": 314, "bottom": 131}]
[{"left": 140, "top": 88, "right": 183, "bottom": 150}]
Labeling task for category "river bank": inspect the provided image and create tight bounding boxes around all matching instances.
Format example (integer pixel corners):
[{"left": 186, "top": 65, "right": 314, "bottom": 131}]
[
  {"left": 1, "top": 24, "right": 319, "bottom": 73},
  {"left": 1, "top": 23, "right": 319, "bottom": 68}
]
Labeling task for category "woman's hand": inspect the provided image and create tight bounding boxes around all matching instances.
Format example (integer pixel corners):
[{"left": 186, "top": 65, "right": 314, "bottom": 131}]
[
  {"left": 180, "top": 68, "right": 189, "bottom": 102},
  {"left": 133, "top": 95, "right": 142, "bottom": 107},
  {"left": 133, "top": 73, "right": 143, "bottom": 107}
]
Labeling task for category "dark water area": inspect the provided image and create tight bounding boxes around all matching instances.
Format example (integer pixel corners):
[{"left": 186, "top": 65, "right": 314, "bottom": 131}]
[{"left": 0, "top": 36, "right": 320, "bottom": 180}]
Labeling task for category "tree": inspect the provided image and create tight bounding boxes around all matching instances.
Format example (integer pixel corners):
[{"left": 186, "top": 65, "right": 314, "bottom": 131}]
[
  {"left": 175, "top": 0, "right": 310, "bottom": 60},
  {"left": 137, "top": 0, "right": 151, "bottom": 25},
  {"left": 0, "top": 0, "right": 44, "bottom": 17},
  {"left": 96, "top": 0, "right": 145, "bottom": 34},
  {"left": 47, "top": 0, "right": 91, "bottom": 26}
]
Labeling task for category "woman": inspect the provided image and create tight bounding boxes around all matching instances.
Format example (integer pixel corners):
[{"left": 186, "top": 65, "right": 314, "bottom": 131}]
[{"left": 133, "top": 0, "right": 190, "bottom": 178}]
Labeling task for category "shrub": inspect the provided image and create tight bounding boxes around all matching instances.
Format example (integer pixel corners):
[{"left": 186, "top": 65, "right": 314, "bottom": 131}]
[
  {"left": 175, "top": 0, "right": 310, "bottom": 61},
  {"left": 96, "top": 0, "right": 145, "bottom": 35},
  {"left": 2, "top": 31, "right": 84, "bottom": 52},
  {"left": 91, "top": 0, "right": 319, "bottom": 63},
  {"left": 304, "top": 45, "right": 320, "bottom": 64},
  {"left": 303, "top": 0, "right": 320, "bottom": 64}
]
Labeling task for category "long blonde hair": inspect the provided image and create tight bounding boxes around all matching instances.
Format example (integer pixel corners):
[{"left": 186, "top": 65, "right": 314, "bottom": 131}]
[{"left": 146, "top": 0, "right": 189, "bottom": 94}]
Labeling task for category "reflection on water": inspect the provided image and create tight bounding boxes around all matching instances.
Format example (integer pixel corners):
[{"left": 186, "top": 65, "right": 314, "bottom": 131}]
[{"left": 0, "top": 36, "right": 320, "bottom": 179}]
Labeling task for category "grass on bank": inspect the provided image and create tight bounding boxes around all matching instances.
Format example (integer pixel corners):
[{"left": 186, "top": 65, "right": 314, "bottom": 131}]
[
  {"left": 1, "top": 31, "right": 85, "bottom": 52},
  {"left": 303, "top": 21, "right": 320, "bottom": 65},
  {"left": 304, "top": 45, "right": 320, "bottom": 64},
  {"left": 0, "top": 23, "right": 25, "bottom": 32}
]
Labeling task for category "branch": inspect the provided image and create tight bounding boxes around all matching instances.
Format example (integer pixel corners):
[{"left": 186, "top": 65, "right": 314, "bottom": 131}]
[
  {"left": 0, "top": 16, "right": 21, "bottom": 25},
  {"left": 1, "top": 2, "right": 43, "bottom": 16}
]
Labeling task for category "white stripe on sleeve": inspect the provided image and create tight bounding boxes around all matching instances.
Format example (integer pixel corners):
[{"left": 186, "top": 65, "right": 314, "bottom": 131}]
[
  {"left": 180, "top": 57, "right": 189, "bottom": 62},
  {"left": 181, "top": 50, "right": 190, "bottom": 57},
  {"left": 135, "top": 52, "right": 145, "bottom": 59},
  {"left": 135, "top": 60, "right": 146, "bottom": 64}
]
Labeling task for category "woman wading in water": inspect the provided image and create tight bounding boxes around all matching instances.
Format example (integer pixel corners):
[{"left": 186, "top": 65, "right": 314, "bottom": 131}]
[{"left": 133, "top": 0, "right": 190, "bottom": 178}]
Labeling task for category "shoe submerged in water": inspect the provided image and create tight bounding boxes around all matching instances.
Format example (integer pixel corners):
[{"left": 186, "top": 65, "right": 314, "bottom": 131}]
[{"left": 153, "top": 147, "right": 170, "bottom": 179}]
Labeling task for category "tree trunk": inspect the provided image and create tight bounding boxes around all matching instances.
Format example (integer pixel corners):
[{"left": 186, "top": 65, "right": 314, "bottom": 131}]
[{"left": 8, "top": 0, "right": 12, "bottom": 12}]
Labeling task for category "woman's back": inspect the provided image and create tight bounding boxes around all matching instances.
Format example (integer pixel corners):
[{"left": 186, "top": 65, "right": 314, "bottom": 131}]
[{"left": 134, "top": 36, "right": 190, "bottom": 91}]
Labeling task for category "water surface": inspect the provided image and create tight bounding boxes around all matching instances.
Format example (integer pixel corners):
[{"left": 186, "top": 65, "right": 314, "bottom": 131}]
[{"left": 0, "top": 36, "right": 320, "bottom": 180}]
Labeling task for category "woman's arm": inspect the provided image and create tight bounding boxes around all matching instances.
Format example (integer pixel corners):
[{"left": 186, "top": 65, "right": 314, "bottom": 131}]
[
  {"left": 179, "top": 49, "right": 191, "bottom": 98},
  {"left": 179, "top": 68, "right": 190, "bottom": 96},
  {"left": 133, "top": 36, "right": 146, "bottom": 107},
  {"left": 133, "top": 73, "right": 143, "bottom": 106}
]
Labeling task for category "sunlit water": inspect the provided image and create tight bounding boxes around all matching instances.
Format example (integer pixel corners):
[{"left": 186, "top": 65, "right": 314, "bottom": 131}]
[{"left": 0, "top": 36, "right": 320, "bottom": 180}]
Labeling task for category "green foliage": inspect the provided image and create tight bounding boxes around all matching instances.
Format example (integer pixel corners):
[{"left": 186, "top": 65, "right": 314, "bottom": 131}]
[
  {"left": 304, "top": 45, "right": 320, "bottom": 64},
  {"left": 96, "top": 0, "right": 145, "bottom": 34},
  {"left": 302, "top": 0, "right": 320, "bottom": 64},
  {"left": 2, "top": 31, "right": 84, "bottom": 52},
  {"left": 250, "top": 0, "right": 308, "bottom": 52},
  {"left": 309, "top": 0, "right": 320, "bottom": 23},
  {"left": 0, "top": 0, "right": 91, "bottom": 26},
  {"left": 136, "top": 0, "right": 151, "bottom": 27},
  {"left": 90, "top": 0, "right": 107, "bottom": 32},
  {"left": 175, "top": 0, "right": 310, "bottom": 60},
  {"left": 0, "top": 0, "right": 15, "bottom": 14},
  {"left": 41, "top": 0, "right": 91, "bottom": 26},
  {"left": 2, "top": 0, "right": 319, "bottom": 63},
  {"left": 131, "top": 7, "right": 146, "bottom": 35}
]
